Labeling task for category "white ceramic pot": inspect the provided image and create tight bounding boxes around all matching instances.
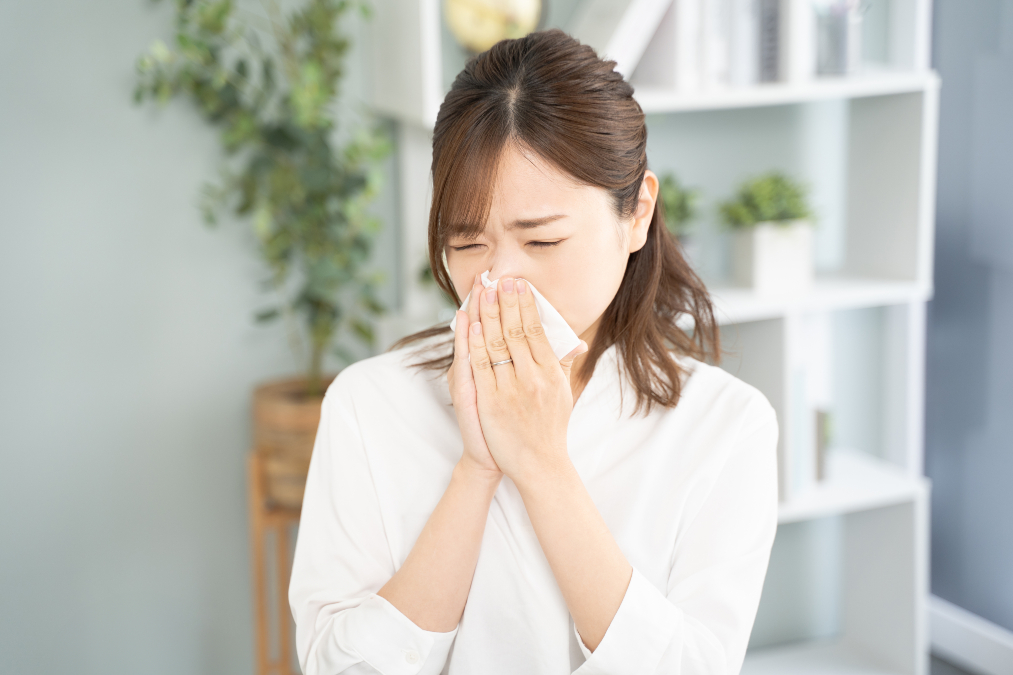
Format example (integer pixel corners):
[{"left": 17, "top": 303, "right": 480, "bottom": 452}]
[{"left": 731, "top": 219, "right": 814, "bottom": 294}]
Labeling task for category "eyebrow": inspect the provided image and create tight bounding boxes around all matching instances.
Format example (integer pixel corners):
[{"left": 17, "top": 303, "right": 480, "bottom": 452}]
[{"left": 505, "top": 214, "right": 568, "bottom": 230}]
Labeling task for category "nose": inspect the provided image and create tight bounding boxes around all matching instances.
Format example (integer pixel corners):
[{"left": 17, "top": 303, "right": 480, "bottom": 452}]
[
  {"left": 487, "top": 270, "right": 523, "bottom": 288},
  {"left": 487, "top": 260, "right": 524, "bottom": 284},
  {"left": 483, "top": 242, "right": 525, "bottom": 286}
]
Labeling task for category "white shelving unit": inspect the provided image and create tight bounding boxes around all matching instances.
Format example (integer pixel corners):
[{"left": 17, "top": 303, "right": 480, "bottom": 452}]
[
  {"left": 365, "top": 1, "right": 938, "bottom": 673},
  {"left": 635, "top": 70, "right": 937, "bottom": 114}
]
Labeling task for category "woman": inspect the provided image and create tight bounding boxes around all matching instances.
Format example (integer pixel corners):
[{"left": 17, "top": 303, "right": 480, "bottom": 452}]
[{"left": 289, "top": 29, "right": 778, "bottom": 675}]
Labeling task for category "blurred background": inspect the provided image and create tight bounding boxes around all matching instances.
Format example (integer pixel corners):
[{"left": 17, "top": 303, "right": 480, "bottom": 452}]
[{"left": 0, "top": 1, "right": 1009, "bottom": 674}]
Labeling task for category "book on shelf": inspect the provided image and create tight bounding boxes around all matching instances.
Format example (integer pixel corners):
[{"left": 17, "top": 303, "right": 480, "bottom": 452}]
[
  {"left": 593, "top": 0, "right": 879, "bottom": 95},
  {"left": 729, "top": 0, "right": 759, "bottom": 87},
  {"left": 631, "top": 0, "right": 679, "bottom": 89},
  {"left": 570, "top": 0, "right": 674, "bottom": 79},
  {"left": 702, "top": 0, "right": 731, "bottom": 89},
  {"left": 758, "top": 0, "right": 781, "bottom": 82},
  {"left": 627, "top": 0, "right": 787, "bottom": 93},
  {"left": 791, "top": 312, "right": 834, "bottom": 497},
  {"left": 631, "top": 0, "right": 711, "bottom": 93},
  {"left": 674, "top": 0, "right": 704, "bottom": 91},
  {"left": 781, "top": 0, "right": 816, "bottom": 82}
]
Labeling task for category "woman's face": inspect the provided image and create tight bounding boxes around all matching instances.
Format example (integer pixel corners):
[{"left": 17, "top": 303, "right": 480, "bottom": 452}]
[{"left": 445, "top": 143, "right": 659, "bottom": 345}]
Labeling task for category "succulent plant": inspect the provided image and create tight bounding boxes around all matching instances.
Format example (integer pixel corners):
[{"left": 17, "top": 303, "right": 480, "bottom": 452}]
[{"left": 719, "top": 171, "right": 812, "bottom": 229}]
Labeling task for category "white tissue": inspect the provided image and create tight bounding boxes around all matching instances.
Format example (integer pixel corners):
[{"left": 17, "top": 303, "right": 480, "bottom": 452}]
[{"left": 449, "top": 270, "right": 582, "bottom": 361}]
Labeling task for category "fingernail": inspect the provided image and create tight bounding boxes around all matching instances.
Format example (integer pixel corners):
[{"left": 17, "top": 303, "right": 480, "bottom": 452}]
[
  {"left": 486, "top": 288, "right": 496, "bottom": 303},
  {"left": 473, "top": 273, "right": 480, "bottom": 286},
  {"left": 516, "top": 278, "right": 527, "bottom": 294},
  {"left": 502, "top": 278, "right": 514, "bottom": 293},
  {"left": 471, "top": 321, "right": 482, "bottom": 335}
]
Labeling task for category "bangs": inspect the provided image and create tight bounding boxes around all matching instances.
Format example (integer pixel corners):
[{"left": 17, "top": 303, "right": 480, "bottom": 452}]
[{"left": 432, "top": 108, "right": 513, "bottom": 244}]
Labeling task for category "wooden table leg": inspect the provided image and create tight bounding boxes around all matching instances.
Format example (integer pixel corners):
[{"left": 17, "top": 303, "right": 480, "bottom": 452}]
[
  {"left": 248, "top": 453, "right": 271, "bottom": 675},
  {"left": 249, "top": 452, "right": 303, "bottom": 675}
]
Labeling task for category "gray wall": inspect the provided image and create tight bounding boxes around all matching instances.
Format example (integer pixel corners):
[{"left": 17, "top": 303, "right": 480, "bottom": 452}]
[
  {"left": 926, "top": 0, "right": 1013, "bottom": 632},
  {"left": 0, "top": 2, "right": 397, "bottom": 673}
]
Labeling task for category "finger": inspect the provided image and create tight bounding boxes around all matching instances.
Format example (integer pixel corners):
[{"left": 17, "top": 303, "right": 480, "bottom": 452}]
[
  {"left": 467, "top": 315, "right": 498, "bottom": 392},
  {"left": 478, "top": 283, "right": 515, "bottom": 387},
  {"left": 559, "top": 340, "right": 589, "bottom": 386},
  {"left": 465, "top": 275, "right": 494, "bottom": 392},
  {"left": 466, "top": 273, "right": 482, "bottom": 335},
  {"left": 452, "top": 309, "right": 474, "bottom": 388},
  {"left": 515, "top": 278, "right": 557, "bottom": 366},
  {"left": 496, "top": 277, "right": 535, "bottom": 377}
]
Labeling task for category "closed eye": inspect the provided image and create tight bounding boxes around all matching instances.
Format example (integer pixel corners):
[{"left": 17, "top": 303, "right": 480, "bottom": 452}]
[{"left": 449, "top": 240, "right": 563, "bottom": 251}]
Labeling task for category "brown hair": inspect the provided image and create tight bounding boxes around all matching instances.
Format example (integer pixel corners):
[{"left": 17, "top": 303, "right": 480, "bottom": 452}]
[{"left": 388, "top": 28, "right": 719, "bottom": 416}]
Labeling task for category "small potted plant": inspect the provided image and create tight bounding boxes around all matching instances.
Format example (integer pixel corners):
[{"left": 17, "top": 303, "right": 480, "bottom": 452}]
[
  {"left": 134, "top": 0, "right": 391, "bottom": 508},
  {"left": 719, "top": 171, "right": 814, "bottom": 294},
  {"left": 658, "top": 172, "right": 701, "bottom": 267}
]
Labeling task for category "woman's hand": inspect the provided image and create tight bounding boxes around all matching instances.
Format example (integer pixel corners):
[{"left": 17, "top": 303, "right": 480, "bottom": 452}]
[
  {"left": 447, "top": 275, "right": 503, "bottom": 481},
  {"left": 466, "top": 276, "right": 588, "bottom": 484}
]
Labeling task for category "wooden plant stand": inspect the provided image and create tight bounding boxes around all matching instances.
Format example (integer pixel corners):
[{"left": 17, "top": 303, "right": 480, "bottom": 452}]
[{"left": 248, "top": 452, "right": 302, "bottom": 675}]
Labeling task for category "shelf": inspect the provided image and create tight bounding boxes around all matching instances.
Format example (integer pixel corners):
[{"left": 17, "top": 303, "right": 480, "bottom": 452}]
[
  {"left": 777, "top": 449, "right": 927, "bottom": 524},
  {"left": 635, "top": 71, "right": 939, "bottom": 114},
  {"left": 706, "top": 277, "right": 931, "bottom": 326},
  {"left": 743, "top": 637, "right": 904, "bottom": 675},
  {"left": 427, "top": 277, "right": 927, "bottom": 339}
]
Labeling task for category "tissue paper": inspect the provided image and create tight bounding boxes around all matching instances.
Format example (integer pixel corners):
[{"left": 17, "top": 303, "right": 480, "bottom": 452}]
[{"left": 449, "top": 270, "right": 582, "bottom": 361}]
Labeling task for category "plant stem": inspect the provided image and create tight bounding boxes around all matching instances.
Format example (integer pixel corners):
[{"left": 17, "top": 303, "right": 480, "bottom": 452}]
[
  {"left": 264, "top": 0, "right": 300, "bottom": 86},
  {"left": 307, "top": 336, "right": 325, "bottom": 398}
]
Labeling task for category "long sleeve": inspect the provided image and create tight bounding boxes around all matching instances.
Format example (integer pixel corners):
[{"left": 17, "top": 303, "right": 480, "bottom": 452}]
[
  {"left": 572, "top": 395, "right": 780, "bottom": 675},
  {"left": 288, "top": 377, "right": 458, "bottom": 675}
]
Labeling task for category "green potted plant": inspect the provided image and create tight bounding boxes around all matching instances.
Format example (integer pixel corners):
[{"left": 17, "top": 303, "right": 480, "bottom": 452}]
[
  {"left": 719, "top": 171, "right": 814, "bottom": 294},
  {"left": 134, "top": 0, "right": 391, "bottom": 508},
  {"left": 658, "top": 171, "right": 701, "bottom": 266}
]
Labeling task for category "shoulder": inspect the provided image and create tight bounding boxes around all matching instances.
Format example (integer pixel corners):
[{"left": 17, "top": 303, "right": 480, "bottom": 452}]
[
  {"left": 656, "top": 356, "right": 779, "bottom": 508},
  {"left": 323, "top": 332, "right": 453, "bottom": 412},
  {"left": 315, "top": 333, "right": 461, "bottom": 475},
  {"left": 671, "top": 354, "right": 778, "bottom": 440}
]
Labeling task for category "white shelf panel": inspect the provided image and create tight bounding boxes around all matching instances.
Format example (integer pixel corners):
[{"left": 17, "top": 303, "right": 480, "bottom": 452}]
[
  {"left": 777, "top": 449, "right": 928, "bottom": 524},
  {"left": 743, "top": 637, "right": 903, "bottom": 675},
  {"left": 707, "top": 277, "right": 931, "bottom": 326},
  {"left": 636, "top": 71, "right": 939, "bottom": 114}
]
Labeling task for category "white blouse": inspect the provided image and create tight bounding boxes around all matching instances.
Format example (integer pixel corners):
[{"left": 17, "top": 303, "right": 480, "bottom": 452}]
[{"left": 289, "top": 336, "right": 779, "bottom": 675}]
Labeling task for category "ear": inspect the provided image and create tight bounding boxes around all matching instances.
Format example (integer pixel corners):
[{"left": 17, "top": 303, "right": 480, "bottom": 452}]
[{"left": 629, "top": 170, "right": 659, "bottom": 253}]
